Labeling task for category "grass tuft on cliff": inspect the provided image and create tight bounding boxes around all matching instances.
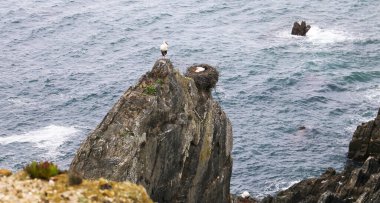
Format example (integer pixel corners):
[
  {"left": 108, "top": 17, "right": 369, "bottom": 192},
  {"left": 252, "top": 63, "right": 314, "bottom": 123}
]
[
  {"left": 144, "top": 85, "right": 157, "bottom": 95},
  {"left": 24, "top": 161, "right": 59, "bottom": 180}
]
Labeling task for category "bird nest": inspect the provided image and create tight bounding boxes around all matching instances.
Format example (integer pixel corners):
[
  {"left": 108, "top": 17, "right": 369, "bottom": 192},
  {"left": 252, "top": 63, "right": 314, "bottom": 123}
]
[{"left": 185, "top": 64, "right": 219, "bottom": 91}]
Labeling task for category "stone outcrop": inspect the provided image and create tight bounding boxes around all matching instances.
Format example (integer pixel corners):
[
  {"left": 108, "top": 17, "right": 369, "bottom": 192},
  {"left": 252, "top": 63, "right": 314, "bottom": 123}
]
[
  {"left": 0, "top": 170, "right": 153, "bottom": 203},
  {"left": 70, "top": 59, "right": 233, "bottom": 203},
  {"left": 0, "top": 169, "right": 12, "bottom": 177},
  {"left": 348, "top": 108, "right": 380, "bottom": 162},
  {"left": 291, "top": 21, "right": 311, "bottom": 36},
  {"left": 261, "top": 108, "right": 380, "bottom": 203},
  {"left": 262, "top": 156, "right": 380, "bottom": 203}
]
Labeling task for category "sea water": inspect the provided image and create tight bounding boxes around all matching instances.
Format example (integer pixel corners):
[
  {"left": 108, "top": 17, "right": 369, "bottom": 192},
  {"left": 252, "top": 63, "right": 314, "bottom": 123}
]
[{"left": 0, "top": 0, "right": 379, "bottom": 198}]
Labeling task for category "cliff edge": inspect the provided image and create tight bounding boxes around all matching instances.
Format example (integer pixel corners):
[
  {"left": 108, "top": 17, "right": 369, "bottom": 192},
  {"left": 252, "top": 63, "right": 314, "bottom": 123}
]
[
  {"left": 70, "top": 59, "right": 233, "bottom": 203},
  {"left": 0, "top": 170, "right": 153, "bottom": 203},
  {"left": 348, "top": 108, "right": 380, "bottom": 162}
]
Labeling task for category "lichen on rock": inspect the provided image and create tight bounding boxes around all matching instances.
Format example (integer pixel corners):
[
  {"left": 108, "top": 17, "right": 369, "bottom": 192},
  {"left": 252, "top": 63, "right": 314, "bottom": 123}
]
[
  {"left": 0, "top": 171, "right": 153, "bottom": 203},
  {"left": 0, "top": 169, "right": 12, "bottom": 177}
]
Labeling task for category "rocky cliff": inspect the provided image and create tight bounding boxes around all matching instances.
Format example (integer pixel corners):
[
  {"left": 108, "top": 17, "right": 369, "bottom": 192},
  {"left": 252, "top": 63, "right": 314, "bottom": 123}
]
[
  {"left": 348, "top": 108, "right": 380, "bottom": 162},
  {"left": 70, "top": 59, "right": 233, "bottom": 203},
  {"left": 261, "top": 107, "right": 380, "bottom": 203}
]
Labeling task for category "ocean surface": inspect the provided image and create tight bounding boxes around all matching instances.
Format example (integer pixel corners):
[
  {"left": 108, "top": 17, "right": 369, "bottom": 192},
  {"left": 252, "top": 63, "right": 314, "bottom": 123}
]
[{"left": 0, "top": 0, "right": 379, "bottom": 198}]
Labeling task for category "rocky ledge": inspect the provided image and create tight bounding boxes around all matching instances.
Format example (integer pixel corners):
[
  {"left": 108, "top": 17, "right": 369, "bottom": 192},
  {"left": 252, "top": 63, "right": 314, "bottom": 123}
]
[
  {"left": 0, "top": 170, "right": 152, "bottom": 203},
  {"left": 261, "top": 107, "right": 380, "bottom": 203},
  {"left": 70, "top": 59, "right": 233, "bottom": 203}
]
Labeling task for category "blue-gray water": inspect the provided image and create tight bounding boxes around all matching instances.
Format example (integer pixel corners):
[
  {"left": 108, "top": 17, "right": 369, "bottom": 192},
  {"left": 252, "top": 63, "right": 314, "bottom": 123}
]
[{"left": 0, "top": 0, "right": 379, "bottom": 198}]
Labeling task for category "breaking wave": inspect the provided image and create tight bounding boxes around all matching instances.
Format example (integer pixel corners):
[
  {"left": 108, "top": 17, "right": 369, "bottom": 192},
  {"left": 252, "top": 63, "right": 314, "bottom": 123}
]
[
  {"left": 0, "top": 125, "right": 79, "bottom": 157},
  {"left": 306, "top": 26, "right": 355, "bottom": 44}
]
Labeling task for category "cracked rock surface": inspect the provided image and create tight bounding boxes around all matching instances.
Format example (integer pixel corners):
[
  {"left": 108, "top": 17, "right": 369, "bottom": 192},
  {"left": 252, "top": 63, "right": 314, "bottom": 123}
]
[{"left": 70, "top": 59, "right": 233, "bottom": 203}]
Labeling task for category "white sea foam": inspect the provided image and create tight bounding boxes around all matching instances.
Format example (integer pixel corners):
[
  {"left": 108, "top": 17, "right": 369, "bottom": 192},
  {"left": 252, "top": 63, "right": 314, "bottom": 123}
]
[
  {"left": 264, "top": 179, "right": 301, "bottom": 194},
  {"left": 0, "top": 125, "right": 78, "bottom": 157},
  {"left": 364, "top": 86, "right": 380, "bottom": 103},
  {"left": 279, "top": 180, "right": 301, "bottom": 190},
  {"left": 277, "top": 26, "right": 356, "bottom": 45},
  {"left": 306, "top": 26, "right": 354, "bottom": 44}
]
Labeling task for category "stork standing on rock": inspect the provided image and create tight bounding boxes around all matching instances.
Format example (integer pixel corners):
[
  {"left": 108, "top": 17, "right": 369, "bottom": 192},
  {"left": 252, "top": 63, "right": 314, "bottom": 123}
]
[{"left": 160, "top": 41, "right": 168, "bottom": 58}]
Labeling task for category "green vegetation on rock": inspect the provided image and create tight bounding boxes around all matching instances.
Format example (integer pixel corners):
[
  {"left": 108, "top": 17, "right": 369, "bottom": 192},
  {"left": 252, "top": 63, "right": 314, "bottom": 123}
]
[
  {"left": 155, "top": 79, "right": 164, "bottom": 85},
  {"left": 24, "top": 161, "right": 59, "bottom": 180},
  {"left": 144, "top": 85, "right": 157, "bottom": 95}
]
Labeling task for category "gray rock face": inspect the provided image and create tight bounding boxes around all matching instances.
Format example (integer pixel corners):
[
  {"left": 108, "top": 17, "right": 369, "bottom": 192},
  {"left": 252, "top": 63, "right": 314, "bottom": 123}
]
[
  {"left": 70, "top": 59, "right": 233, "bottom": 203},
  {"left": 348, "top": 108, "right": 380, "bottom": 162}
]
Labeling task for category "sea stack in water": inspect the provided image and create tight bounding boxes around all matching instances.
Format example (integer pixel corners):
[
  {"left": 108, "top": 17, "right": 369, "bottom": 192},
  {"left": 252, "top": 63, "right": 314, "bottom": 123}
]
[
  {"left": 291, "top": 21, "right": 311, "bottom": 36},
  {"left": 70, "top": 59, "right": 232, "bottom": 203}
]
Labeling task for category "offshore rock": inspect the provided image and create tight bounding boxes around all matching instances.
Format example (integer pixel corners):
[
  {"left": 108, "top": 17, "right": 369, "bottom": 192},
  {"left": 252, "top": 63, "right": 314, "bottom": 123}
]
[
  {"left": 70, "top": 59, "right": 233, "bottom": 203},
  {"left": 262, "top": 108, "right": 380, "bottom": 203},
  {"left": 348, "top": 108, "right": 380, "bottom": 162},
  {"left": 291, "top": 21, "right": 311, "bottom": 36}
]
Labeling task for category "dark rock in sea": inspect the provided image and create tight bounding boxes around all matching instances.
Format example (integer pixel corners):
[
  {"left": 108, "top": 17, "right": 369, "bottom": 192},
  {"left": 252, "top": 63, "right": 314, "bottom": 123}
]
[
  {"left": 291, "top": 21, "right": 311, "bottom": 36},
  {"left": 261, "top": 107, "right": 380, "bottom": 203},
  {"left": 348, "top": 108, "right": 380, "bottom": 162},
  {"left": 298, "top": 126, "right": 306, "bottom": 130},
  {"left": 70, "top": 59, "right": 233, "bottom": 203}
]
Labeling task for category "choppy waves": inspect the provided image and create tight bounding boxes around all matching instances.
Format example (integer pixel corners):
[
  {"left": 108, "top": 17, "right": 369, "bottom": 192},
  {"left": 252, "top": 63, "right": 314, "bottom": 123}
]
[
  {"left": 0, "top": 0, "right": 379, "bottom": 198},
  {"left": 0, "top": 125, "right": 80, "bottom": 169},
  {"left": 0, "top": 125, "right": 78, "bottom": 156}
]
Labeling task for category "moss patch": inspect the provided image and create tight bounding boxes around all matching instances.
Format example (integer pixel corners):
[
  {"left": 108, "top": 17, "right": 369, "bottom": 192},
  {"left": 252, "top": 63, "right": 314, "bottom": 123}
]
[{"left": 144, "top": 85, "right": 157, "bottom": 95}]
